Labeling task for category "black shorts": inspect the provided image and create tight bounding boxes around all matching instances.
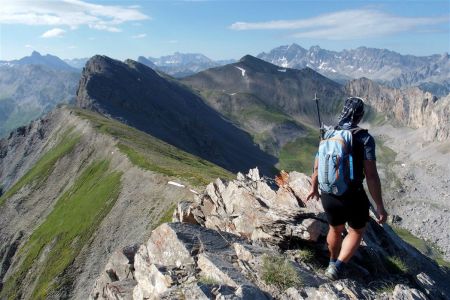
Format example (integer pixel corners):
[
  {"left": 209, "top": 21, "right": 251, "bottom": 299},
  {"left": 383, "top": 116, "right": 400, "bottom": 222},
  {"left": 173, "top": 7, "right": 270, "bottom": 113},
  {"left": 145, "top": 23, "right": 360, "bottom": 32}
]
[{"left": 320, "top": 186, "right": 370, "bottom": 229}]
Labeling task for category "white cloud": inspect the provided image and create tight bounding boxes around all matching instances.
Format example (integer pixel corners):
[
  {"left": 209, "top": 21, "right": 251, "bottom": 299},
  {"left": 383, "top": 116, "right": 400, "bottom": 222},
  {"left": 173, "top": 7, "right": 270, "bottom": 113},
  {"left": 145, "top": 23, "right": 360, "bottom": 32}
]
[
  {"left": 229, "top": 9, "right": 450, "bottom": 40},
  {"left": 0, "top": 0, "right": 149, "bottom": 33},
  {"left": 68, "top": 45, "right": 77, "bottom": 49},
  {"left": 132, "top": 33, "right": 147, "bottom": 39},
  {"left": 25, "top": 44, "right": 33, "bottom": 48},
  {"left": 168, "top": 40, "right": 178, "bottom": 44},
  {"left": 41, "top": 28, "right": 65, "bottom": 38}
]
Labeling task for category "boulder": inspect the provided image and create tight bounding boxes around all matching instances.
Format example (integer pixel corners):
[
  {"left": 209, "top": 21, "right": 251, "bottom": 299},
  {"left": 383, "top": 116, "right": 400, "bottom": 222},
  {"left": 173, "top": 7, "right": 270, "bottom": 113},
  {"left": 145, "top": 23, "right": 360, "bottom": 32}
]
[
  {"left": 89, "top": 245, "right": 139, "bottom": 299},
  {"left": 190, "top": 168, "right": 327, "bottom": 245},
  {"left": 391, "top": 284, "right": 428, "bottom": 300},
  {"left": 104, "top": 279, "right": 136, "bottom": 300}
]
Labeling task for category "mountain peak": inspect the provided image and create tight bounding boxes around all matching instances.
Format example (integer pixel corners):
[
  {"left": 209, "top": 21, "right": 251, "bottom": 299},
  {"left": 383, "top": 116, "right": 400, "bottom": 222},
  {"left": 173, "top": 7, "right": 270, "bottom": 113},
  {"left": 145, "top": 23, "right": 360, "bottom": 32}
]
[
  {"left": 14, "top": 51, "right": 75, "bottom": 71},
  {"left": 239, "top": 54, "right": 260, "bottom": 63}
]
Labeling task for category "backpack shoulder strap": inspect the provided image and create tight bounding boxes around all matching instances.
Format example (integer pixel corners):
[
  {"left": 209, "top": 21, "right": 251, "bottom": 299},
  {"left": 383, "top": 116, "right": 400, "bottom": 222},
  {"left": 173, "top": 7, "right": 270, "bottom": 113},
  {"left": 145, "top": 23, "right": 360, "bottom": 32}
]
[{"left": 349, "top": 127, "right": 368, "bottom": 135}]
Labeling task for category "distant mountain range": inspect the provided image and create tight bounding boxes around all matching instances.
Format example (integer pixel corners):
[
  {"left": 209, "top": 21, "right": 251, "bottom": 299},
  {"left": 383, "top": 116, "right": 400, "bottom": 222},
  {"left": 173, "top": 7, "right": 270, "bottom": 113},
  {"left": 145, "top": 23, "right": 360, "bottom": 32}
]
[
  {"left": 64, "top": 57, "right": 89, "bottom": 69},
  {"left": 138, "top": 52, "right": 236, "bottom": 78},
  {"left": 1, "top": 45, "right": 448, "bottom": 138},
  {"left": 257, "top": 44, "right": 450, "bottom": 96},
  {"left": 0, "top": 51, "right": 80, "bottom": 138},
  {"left": 0, "top": 51, "right": 76, "bottom": 72}
]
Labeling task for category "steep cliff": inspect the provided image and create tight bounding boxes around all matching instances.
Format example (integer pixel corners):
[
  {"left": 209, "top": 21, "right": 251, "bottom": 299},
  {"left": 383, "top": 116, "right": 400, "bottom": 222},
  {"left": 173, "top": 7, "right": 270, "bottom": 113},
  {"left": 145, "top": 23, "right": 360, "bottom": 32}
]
[{"left": 346, "top": 78, "right": 450, "bottom": 141}]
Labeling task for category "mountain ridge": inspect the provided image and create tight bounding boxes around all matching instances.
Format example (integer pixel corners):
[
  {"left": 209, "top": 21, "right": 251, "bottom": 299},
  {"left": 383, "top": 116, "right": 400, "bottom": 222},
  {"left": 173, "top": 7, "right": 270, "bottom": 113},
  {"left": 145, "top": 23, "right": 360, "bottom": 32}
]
[
  {"left": 76, "top": 55, "right": 277, "bottom": 175},
  {"left": 258, "top": 43, "right": 450, "bottom": 95}
]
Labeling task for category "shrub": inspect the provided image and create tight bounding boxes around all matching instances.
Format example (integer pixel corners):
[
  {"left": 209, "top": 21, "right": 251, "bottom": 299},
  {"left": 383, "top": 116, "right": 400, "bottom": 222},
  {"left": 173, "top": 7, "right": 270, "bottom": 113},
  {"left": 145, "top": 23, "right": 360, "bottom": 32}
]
[
  {"left": 261, "top": 255, "right": 301, "bottom": 290},
  {"left": 198, "top": 276, "right": 219, "bottom": 286},
  {"left": 295, "top": 248, "right": 315, "bottom": 263},
  {"left": 386, "top": 256, "right": 409, "bottom": 274}
]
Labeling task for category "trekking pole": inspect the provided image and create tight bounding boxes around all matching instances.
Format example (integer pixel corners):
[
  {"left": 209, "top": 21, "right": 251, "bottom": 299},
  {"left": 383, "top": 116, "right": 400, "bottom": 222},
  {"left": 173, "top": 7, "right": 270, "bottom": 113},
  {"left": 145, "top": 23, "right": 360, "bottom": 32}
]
[{"left": 314, "top": 93, "right": 324, "bottom": 139}]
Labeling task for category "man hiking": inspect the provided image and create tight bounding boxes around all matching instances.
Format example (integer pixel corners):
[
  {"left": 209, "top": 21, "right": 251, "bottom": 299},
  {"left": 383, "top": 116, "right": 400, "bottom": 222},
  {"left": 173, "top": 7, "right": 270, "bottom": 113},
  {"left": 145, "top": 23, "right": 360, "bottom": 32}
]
[{"left": 306, "top": 96, "right": 387, "bottom": 280}]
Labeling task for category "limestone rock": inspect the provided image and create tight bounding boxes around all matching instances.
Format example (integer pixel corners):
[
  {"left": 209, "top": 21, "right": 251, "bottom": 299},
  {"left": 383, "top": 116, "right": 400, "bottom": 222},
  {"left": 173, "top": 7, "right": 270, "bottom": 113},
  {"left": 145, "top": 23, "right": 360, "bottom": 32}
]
[
  {"left": 90, "top": 169, "right": 450, "bottom": 300},
  {"left": 415, "top": 272, "right": 443, "bottom": 299},
  {"left": 104, "top": 279, "right": 136, "bottom": 300},
  {"left": 189, "top": 168, "right": 327, "bottom": 245},
  {"left": 174, "top": 201, "right": 198, "bottom": 224},
  {"left": 391, "top": 284, "right": 428, "bottom": 300},
  {"left": 89, "top": 245, "right": 139, "bottom": 299}
]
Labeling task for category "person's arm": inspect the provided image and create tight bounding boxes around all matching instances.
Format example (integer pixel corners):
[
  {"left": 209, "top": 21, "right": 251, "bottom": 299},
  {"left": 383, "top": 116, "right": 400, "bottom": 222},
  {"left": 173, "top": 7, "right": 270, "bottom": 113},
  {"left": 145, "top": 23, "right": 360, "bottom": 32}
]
[
  {"left": 363, "top": 160, "right": 387, "bottom": 224},
  {"left": 306, "top": 158, "right": 320, "bottom": 201}
]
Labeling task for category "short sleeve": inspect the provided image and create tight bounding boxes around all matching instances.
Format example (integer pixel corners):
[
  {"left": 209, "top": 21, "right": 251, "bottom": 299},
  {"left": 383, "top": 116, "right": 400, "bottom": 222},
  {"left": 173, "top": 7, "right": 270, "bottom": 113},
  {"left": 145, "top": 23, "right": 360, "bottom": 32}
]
[{"left": 363, "top": 134, "right": 376, "bottom": 161}]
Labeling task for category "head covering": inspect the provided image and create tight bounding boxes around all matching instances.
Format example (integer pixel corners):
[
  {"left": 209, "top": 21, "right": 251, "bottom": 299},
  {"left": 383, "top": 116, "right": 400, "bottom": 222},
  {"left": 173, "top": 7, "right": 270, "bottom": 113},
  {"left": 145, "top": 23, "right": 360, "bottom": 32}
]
[{"left": 338, "top": 97, "right": 365, "bottom": 129}]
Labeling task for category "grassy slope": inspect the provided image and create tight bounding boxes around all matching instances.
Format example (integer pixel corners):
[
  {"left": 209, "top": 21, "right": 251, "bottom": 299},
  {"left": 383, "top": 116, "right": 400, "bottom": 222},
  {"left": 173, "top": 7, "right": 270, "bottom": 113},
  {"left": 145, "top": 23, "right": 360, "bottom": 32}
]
[
  {"left": 1, "top": 160, "right": 122, "bottom": 299},
  {"left": 278, "top": 129, "right": 320, "bottom": 174},
  {"left": 198, "top": 90, "right": 304, "bottom": 155},
  {"left": 0, "top": 108, "right": 237, "bottom": 298},
  {"left": 74, "top": 108, "right": 234, "bottom": 186},
  {"left": 392, "top": 226, "right": 450, "bottom": 269},
  {"left": 0, "top": 128, "right": 80, "bottom": 207}
]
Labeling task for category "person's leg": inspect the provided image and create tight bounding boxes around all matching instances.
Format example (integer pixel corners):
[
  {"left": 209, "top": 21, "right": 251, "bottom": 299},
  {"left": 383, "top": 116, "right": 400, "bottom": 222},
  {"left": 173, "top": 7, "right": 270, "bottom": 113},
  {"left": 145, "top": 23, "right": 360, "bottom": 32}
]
[
  {"left": 327, "top": 224, "right": 345, "bottom": 260},
  {"left": 338, "top": 187, "right": 370, "bottom": 263},
  {"left": 337, "top": 225, "right": 366, "bottom": 263}
]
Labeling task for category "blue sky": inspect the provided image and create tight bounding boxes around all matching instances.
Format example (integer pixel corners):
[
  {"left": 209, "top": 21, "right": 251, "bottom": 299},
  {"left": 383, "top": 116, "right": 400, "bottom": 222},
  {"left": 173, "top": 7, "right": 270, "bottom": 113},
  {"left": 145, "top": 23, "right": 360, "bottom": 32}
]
[{"left": 0, "top": 0, "right": 449, "bottom": 61}]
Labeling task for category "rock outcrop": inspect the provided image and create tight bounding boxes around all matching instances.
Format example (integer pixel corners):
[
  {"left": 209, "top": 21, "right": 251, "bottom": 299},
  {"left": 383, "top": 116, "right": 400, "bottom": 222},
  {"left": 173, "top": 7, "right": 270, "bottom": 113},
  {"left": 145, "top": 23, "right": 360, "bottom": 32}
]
[
  {"left": 91, "top": 168, "right": 450, "bottom": 300},
  {"left": 346, "top": 77, "right": 450, "bottom": 141}
]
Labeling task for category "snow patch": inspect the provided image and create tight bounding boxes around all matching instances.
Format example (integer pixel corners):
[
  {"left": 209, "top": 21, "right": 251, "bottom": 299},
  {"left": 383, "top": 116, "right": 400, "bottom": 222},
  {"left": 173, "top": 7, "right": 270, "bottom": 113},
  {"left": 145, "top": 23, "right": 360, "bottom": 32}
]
[
  {"left": 235, "top": 66, "right": 246, "bottom": 77},
  {"left": 168, "top": 181, "right": 185, "bottom": 188},
  {"left": 318, "top": 62, "right": 327, "bottom": 69},
  {"left": 189, "top": 189, "right": 199, "bottom": 195},
  {"left": 279, "top": 56, "right": 288, "bottom": 68},
  {"left": 278, "top": 69, "right": 287, "bottom": 72}
]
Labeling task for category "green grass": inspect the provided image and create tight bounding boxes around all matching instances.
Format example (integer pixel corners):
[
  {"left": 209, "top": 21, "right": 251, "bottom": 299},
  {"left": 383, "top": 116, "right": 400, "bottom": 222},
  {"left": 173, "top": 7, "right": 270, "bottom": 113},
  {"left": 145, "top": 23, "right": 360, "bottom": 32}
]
[
  {"left": 385, "top": 256, "right": 409, "bottom": 274},
  {"left": 198, "top": 276, "right": 219, "bottom": 286},
  {"left": 0, "top": 160, "right": 122, "bottom": 299},
  {"left": 278, "top": 129, "right": 320, "bottom": 174},
  {"left": 73, "top": 108, "right": 234, "bottom": 187},
  {"left": 0, "top": 129, "right": 80, "bottom": 207},
  {"left": 154, "top": 204, "right": 177, "bottom": 228},
  {"left": 294, "top": 248, "right": 315, "bottom": 263},
  {"left": 376, "top": 139, "right": 397, "bottom": 165},
  {"left": 392, "top": 226, "right": 450, "bottom": 269},
  {"left": 363, "top": 105, "right": 388, "bottom": 126},
  {"left": 375, "top": 138, "right": 402, "bottom": 190},
  {"left": 370, "top": 280, "right": 396, "bottom": 295},
  {"left": 240, "top": 104, "right": 292, "bottom": 124},
  {"left": 261, "top": 255, "right": 301, "bottom": 290}
]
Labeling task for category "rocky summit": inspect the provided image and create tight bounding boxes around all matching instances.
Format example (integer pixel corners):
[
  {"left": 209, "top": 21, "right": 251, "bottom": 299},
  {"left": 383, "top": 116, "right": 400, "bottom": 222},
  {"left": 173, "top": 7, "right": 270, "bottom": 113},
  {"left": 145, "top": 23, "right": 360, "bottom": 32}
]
[{"left": 90, "top": 168, "right": 450, "bottom": 300}]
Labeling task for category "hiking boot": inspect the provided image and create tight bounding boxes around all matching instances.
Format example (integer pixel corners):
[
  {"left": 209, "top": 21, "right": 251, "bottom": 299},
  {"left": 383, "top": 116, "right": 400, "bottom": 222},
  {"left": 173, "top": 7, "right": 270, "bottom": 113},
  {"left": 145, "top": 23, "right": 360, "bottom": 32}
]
[{"left": 325, "top": 263, "right": 339, "bottom": 280}]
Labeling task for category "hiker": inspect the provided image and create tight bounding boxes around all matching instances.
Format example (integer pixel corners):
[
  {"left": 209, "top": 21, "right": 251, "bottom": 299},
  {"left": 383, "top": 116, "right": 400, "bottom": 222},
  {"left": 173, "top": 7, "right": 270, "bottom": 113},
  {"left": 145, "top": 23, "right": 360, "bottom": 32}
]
[{"left": 306, "top": 97, "right": 387, "bottom": 280}]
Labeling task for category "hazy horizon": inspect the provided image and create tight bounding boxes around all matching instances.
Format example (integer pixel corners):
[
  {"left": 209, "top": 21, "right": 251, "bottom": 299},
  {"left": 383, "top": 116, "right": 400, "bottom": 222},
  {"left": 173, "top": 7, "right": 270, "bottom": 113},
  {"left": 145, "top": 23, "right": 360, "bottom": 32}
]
[{"left": 1, "top": 0, "right": 449, "bottom": 61}]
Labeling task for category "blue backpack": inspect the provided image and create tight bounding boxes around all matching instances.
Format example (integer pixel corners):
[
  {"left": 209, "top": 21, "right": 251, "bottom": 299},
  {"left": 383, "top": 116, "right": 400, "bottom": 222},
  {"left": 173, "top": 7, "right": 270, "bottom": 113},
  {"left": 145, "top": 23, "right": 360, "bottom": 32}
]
[{"left": 317, "top": 128, "right": 362, "bottom": 195}]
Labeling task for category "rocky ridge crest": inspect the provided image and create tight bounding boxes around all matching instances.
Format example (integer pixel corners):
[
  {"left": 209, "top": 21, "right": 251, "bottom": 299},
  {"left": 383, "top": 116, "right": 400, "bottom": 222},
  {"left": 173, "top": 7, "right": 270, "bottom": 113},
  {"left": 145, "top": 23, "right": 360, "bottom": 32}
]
[{"left": 91, "top": 169, "right": 450, "bottom": 300}]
